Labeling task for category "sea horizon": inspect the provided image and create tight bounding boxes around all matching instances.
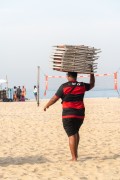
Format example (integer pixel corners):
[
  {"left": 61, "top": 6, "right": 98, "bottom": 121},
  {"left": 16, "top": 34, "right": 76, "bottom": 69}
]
[{"left": 26, "top": 89, "right": 120, "bottom": 100}]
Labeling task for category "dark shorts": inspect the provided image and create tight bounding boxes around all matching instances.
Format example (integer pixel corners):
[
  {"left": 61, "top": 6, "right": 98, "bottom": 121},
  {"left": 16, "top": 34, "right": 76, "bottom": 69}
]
[{"left": 62, "top": 118, "right": 84, "bottom": 137}]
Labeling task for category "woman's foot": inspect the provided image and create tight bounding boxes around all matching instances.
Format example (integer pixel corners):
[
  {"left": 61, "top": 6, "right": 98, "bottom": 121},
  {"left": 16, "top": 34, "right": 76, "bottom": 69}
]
[{"left": 69, "top": 158, "right": 77, "bottom": 161}]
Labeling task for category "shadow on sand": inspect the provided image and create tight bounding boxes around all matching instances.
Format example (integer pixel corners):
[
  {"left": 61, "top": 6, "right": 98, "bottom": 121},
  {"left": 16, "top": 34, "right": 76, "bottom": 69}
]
[
  {"left": 0, "top": 155, "right": 50, "bottom": 167},
  {"left": 1, "top": 154, "right": 120, "bottom": 166},
  {"left": 80, "top": 154, "right": 120, "bottom": 162}
]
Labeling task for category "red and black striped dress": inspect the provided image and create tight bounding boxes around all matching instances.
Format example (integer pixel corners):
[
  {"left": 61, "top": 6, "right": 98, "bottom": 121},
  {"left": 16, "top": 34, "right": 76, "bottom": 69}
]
[{"left": 55, "top": 81, "right": 90, "bottom": 120}]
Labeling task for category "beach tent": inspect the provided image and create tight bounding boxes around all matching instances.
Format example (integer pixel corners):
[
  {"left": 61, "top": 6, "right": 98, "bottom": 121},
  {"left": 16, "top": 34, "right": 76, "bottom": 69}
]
[{"left": 0, "top": 79, "right": 7, "bottom": 84}]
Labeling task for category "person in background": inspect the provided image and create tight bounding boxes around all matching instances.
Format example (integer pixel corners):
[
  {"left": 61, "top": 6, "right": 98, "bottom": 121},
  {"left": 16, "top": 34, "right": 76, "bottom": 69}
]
[
  {"left": 21, "top": 86, "right": 26, "bottom": 101},
  {"left": 44, "top": 70, "right": 95, "bottom": 161},
  {"left": 16, "top": 86, "right": 21, "bottom": 101},
  {"left": 13, "top": 86, "right": 17, "bottom": 101},
  {"left": 33, "top": 85, "right": 37, "bottom": 101}
]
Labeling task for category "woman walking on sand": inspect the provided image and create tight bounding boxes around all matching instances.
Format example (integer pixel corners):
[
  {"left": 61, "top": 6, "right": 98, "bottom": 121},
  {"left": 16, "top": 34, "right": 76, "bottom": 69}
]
[{"left": 44, "top": 71, "right": 95, "bottom": 161}]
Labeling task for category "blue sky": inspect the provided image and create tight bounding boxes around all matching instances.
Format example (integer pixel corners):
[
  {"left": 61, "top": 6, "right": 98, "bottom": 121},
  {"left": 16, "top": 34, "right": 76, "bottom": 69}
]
[{"left": 0, "top": 0, "right": 120, "bottom": 89}]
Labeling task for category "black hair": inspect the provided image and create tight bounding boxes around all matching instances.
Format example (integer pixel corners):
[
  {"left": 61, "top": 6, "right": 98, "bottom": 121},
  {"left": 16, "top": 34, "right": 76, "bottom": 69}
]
[{"left": 67, "top": 72, "right": 77, "bottom": 79}]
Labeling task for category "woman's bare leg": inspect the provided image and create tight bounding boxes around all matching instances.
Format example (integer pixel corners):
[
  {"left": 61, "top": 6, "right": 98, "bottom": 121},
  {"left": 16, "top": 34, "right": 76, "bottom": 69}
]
[
  {"left": 69, "top": 135, "right": 77, "bottom": 161},
  {"left": 75, "top": 132, "right": 80, "bottom": 158}
]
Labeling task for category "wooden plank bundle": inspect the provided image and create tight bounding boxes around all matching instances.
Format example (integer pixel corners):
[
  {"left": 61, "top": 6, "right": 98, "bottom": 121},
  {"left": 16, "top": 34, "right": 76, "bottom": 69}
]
[{"left": 50, "top": 45, "right": 101, "bottom": 74}]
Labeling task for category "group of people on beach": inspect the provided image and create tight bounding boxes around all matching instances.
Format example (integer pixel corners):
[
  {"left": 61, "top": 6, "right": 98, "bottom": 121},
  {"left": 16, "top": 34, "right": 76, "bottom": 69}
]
[
  {"left": 13, "top": 86, "right": 26, "bottom": 101},
  {"left": 13, "top": 85, "right": 38, "bottom": 102}
]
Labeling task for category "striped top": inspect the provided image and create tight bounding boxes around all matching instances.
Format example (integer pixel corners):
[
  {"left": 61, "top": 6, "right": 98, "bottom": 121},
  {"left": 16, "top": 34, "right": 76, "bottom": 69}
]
[{"left": 55, "top": 81, "right": 90, "bottom": 119}]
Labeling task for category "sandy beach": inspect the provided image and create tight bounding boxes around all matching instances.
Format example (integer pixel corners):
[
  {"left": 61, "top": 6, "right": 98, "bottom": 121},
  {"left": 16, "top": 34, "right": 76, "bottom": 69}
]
[{"left": 0, "top": 98, "right": 120, "bottom": 180}]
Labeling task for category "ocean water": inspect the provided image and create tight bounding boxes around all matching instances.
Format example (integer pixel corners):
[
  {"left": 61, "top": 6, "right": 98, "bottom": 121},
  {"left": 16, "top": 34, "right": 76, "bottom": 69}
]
[{"left": 26, "top": 89, "right": 120, "bottom": 100}]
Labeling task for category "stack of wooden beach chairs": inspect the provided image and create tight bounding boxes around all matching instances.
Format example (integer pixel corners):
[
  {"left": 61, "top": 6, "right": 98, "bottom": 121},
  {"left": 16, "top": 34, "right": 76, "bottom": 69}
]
[{"left": 50, "top": 45, "right": 101, "bottom": 74}]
